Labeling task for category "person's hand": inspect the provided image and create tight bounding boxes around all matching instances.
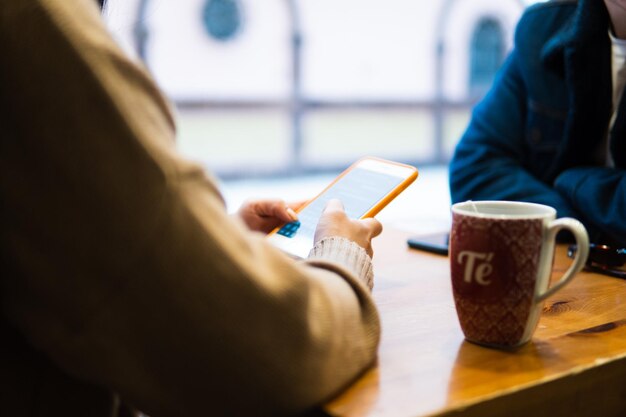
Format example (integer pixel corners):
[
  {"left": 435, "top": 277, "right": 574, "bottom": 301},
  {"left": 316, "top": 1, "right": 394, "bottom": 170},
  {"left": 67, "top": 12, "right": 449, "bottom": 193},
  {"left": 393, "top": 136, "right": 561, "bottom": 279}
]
[
  {"left": 314, "top": 199, "right": 383, "bottom": 257},
  {"left": 236, "top": 199, "right": 301, "bottom": 234}
]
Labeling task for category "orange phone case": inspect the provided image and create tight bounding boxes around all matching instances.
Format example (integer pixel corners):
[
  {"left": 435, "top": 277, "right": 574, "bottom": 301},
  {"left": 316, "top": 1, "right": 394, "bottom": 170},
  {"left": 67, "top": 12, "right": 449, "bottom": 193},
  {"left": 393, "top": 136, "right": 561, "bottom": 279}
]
[
  {"left": 266, "top": 156, "right": 417, "bottom": 258},
  {"left": 277, "top": 156, "right": 418, "bottom": 223}
]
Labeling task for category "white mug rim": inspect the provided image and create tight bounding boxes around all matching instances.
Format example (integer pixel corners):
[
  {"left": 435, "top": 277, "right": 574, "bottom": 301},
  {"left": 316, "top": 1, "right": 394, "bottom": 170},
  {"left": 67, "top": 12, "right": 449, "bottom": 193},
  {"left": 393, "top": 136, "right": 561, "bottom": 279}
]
[{"left": 451, "top": 200, "right": 556, "bottom": 220}]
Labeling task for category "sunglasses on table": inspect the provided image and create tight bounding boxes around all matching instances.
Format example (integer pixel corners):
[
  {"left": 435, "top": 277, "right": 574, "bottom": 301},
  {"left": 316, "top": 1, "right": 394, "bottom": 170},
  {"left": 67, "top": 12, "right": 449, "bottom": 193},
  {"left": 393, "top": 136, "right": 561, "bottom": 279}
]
[{"left": 567, "top": 243, "right": 626, "bottom": 279}]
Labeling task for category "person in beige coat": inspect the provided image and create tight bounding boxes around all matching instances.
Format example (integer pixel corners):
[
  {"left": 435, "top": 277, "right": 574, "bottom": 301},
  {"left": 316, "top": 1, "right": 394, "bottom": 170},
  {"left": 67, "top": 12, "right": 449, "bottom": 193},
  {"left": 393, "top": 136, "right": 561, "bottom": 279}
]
[{"left": 0, "top": 0, "right": 383, "bottom": 416}]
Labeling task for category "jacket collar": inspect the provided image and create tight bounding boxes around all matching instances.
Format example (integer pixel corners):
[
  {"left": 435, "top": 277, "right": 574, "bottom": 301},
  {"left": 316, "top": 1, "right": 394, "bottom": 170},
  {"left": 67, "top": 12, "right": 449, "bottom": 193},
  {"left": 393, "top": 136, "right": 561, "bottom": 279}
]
[
  {"left": 541, "top": 0, "right": 614, "bottom": 173},
  {"left": 542, "top": 0, "right": 610, "bottom": 75}
]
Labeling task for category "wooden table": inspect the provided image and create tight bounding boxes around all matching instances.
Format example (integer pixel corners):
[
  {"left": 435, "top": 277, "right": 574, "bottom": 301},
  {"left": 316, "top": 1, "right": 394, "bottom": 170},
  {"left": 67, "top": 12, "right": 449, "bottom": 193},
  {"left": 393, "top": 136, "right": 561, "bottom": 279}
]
[{"left": 325, "top": 228, "right": 626, "bottom": 417}]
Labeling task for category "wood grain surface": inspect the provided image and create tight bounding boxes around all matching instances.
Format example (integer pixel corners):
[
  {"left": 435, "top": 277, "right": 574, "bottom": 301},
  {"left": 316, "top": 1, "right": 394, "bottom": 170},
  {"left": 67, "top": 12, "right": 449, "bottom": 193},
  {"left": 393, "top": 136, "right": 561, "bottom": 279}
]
[{"left": 325, "top": 228, "right": 626, "bottom": 417}]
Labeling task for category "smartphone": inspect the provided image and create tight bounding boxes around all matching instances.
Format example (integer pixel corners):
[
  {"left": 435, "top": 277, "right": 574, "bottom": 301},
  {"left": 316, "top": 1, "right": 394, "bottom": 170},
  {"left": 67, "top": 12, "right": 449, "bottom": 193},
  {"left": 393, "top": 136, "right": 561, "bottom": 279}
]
[
  {"left": 267, "top": 157, "right": 418, "bottom": 258},
  {"left": 407, "top": 233, "right": 449, "bottom": 256}
]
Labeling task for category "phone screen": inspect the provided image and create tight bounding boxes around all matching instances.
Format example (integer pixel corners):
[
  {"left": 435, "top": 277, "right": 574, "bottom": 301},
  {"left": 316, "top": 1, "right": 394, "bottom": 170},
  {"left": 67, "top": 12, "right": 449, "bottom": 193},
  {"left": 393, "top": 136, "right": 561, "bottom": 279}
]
[
  {"left": 278, "top": 167, "right": 405, "bottom": 240},
  {"left": 268, "top": 160, "right": 416, "bottom": 258}
]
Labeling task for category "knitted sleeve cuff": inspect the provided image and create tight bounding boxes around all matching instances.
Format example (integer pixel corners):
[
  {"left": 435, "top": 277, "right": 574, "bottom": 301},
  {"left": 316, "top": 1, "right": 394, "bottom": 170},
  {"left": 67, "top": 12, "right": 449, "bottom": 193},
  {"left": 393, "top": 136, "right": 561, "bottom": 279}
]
[{"left": 307, "top": 236, "right": 375, "bottom": 290}]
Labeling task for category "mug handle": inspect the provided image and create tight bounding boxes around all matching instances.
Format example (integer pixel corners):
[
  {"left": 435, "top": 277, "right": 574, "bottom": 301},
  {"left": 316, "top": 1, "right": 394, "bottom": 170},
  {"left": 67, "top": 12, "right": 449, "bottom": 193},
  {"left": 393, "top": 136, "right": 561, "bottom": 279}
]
[{"left": 535, "top": 218, "right": 589, "bottom": 303}]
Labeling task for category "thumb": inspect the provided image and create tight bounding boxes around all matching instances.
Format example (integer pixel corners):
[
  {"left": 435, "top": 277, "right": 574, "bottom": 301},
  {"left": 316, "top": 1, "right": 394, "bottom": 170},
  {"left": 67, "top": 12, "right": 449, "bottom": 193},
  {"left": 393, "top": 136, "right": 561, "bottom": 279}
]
[
  {"left": 269, "top": 202, "right": 298, "bottom": 222},
  {"left": 323, "top": 199, "right": 345, "bottom": 213},
  {"left": 361, "top": 217, "right": 383, "bottom": 237}
]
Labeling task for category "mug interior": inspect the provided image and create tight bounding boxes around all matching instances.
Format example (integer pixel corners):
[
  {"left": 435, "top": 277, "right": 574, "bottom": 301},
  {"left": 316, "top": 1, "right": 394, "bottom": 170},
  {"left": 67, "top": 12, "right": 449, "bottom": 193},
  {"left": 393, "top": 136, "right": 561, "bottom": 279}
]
[{"left": 452, "top": 201, "right": 556, "bottom": 219}]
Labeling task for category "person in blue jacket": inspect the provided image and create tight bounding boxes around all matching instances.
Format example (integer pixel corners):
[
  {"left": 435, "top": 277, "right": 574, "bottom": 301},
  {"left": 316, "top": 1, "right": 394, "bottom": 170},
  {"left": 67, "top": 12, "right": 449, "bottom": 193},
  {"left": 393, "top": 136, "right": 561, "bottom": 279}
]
[{"left": 450, "top": 0, "right": 626, "bottom": 247}]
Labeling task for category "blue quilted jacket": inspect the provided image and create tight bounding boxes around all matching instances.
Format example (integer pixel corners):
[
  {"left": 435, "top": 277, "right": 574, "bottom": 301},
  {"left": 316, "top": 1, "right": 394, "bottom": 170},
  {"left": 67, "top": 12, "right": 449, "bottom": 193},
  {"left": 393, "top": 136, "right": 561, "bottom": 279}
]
[{"left": 450, "top": 0, "right": 626, "bottom": 246}]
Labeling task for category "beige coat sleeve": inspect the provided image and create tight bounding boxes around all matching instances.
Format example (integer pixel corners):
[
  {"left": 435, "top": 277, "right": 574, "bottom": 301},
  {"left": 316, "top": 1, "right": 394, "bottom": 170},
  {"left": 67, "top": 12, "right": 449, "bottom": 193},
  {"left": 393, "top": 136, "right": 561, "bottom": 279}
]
[{"left": 0, "top": 1, "right": 380, "bottom": 416}]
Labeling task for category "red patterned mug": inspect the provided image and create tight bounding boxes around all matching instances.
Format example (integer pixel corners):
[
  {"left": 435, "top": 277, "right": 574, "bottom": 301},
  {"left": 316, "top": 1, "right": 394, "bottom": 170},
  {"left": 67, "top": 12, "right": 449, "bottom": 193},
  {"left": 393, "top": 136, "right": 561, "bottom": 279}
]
[{"left": 450, "top": 201, "right": 589, "bottom": 348}]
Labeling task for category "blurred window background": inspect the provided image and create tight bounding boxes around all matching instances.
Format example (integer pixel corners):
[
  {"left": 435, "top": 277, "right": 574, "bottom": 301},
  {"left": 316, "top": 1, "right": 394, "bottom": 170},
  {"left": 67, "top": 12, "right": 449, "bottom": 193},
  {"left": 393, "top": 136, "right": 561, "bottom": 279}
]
[{"left": 103, "top": 0, "right": 544, "bottom": 179}]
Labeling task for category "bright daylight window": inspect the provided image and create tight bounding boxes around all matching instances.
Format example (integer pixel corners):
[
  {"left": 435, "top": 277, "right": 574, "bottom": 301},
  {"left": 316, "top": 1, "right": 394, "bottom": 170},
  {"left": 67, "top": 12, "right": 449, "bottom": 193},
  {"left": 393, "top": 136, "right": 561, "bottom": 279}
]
[{"left": 104, "top": 0, "right": 543, "bottom": 179}]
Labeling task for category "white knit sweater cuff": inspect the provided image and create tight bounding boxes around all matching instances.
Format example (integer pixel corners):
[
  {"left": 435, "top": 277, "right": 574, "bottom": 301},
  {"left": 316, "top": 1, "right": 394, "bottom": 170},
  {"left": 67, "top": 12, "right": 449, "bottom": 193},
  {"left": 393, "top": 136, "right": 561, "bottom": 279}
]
[{"left": 307, "top": 236, "right": 375, "bottom": 290}]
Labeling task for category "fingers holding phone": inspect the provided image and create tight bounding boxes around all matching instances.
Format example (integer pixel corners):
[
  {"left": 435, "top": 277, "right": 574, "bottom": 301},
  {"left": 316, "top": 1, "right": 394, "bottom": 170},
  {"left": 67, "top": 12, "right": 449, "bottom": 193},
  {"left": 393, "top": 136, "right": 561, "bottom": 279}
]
[
  {"left": 315, "top": 199, "right": 383, "bottom": 257},
  {"left": 236, "top": 199, "right": 300, "bottom": 234},
  {"left": 267, "top": 157, "right": 417, "bottom": 258}
]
